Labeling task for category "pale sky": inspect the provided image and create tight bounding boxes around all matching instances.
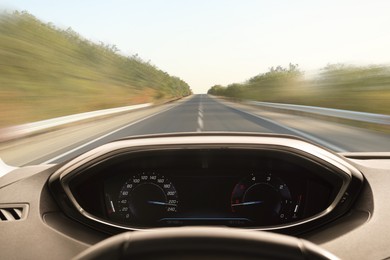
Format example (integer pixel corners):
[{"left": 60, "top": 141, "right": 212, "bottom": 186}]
[{"left": 1, "top": 0, "right": 390, "bottom": 93}]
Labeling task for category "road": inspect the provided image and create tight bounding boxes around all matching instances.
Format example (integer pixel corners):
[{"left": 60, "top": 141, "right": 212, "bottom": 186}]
[{"left": 0, "top": 94, "right": 389, "bottom": 166}]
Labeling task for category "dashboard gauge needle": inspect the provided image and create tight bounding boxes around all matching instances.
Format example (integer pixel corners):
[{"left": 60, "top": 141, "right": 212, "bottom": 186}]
[
  {"left": 231, "top": 201, "right": 264, "bottom": 207},
  {"left": 110, "top": 200, "right": 116, "bottom": 212},
  {"left": 147, "top": 200, "right": 177, "bottom": 207}
]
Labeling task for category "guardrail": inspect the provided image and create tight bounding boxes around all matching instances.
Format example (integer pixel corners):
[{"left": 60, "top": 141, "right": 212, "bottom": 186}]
[
  {"left": 0, "top": 103, "right": 152, "bottom": 142},
  {"left": 244, "top": 100, "right": 390, "bottom": 125}
]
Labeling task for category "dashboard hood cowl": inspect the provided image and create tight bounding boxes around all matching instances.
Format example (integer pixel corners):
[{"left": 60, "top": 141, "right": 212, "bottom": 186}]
[{"left": 0, "top": 158, "right": 17, "bottom": 178}]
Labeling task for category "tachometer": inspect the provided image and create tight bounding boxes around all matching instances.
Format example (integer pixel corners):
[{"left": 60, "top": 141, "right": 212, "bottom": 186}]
[
  {"left": 117, "top": 172, "right": 178, "bottom": 224},
  {"left": 231, "top": 173, "right": 298, "bottom": 225}
]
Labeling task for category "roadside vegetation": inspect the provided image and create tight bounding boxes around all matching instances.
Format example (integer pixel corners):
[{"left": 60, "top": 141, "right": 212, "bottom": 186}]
[
  {"left": 0, "top": 11, "right": 191, "bottom": 127},
  {"left": 208, "top": 63, "right": 390, "bottom": 115}
]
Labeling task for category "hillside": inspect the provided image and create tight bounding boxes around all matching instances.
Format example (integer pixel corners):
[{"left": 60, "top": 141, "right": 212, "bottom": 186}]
[{"left": 0, "top": 11, "right": 191, "bottom": 127}]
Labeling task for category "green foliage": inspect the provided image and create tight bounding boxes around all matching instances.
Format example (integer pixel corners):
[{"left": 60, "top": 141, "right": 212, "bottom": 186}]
[
  {"left": 207, "top": 63, "right": 390, "bottom": 115},
  {"left": 317, "top": 64, "right": 390, "bottom": 91},
  {"left": 208, "top": 63, "right": 302, "bottom": 100},
  {"left": 207, "top": 85, "right": 225, "bottom": 95},
  {"left": 247, "top": 63, "right": 301, "bottom": 85},
  {"left": 0, "top": 11, "right": 192, "bottom": 126}
]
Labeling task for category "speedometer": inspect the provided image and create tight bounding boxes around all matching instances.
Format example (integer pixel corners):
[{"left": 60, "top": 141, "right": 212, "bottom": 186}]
[
  {"left": 231, "top": 172, "right": 300, "bottom": 225},
  {"left": 117, "top": 172, "right": 178, "bottom": 224}
]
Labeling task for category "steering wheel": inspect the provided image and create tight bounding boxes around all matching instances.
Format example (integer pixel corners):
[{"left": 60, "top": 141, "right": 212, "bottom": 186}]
[{"left": 74, "top": 227, "right": 339, "bottom": 260}]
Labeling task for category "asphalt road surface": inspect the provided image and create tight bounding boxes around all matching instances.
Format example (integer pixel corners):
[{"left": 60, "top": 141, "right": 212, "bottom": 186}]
[{"left": 0, "top": 94, "right": 389, "bottom": 166}]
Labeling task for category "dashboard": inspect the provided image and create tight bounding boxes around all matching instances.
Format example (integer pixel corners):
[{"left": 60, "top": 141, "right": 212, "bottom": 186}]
[
  {"left": 6, "top": 133, "right": 390, "bottom": 259},
  {"left": 49, "top": 133, "right": 362, "bottom": 234}
]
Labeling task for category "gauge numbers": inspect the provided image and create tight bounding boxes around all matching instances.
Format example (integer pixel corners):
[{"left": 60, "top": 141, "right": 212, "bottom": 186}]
[
  {"left": 231, "top": 173, "right": 296, "bottom": 225},
  {"left": 118, "top": 172, "right": 178, "bottom": 224}
]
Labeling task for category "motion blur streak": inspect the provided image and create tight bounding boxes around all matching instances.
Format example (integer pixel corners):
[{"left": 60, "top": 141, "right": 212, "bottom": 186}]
[
  {"left": 208, "top": 64, "right": 390, "bottom": 116},
  {"left": 0, "top": 11, "right": 191, "bottom": 128},
  {"left": 0, "top": 95, "right": 389, "bottom": 167},
  {"left": 0, "top": 11, "right": 389, "bottom": 168}
]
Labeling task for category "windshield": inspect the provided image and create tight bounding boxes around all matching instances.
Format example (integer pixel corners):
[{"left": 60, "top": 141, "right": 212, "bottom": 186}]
[{"left": 0, "top": 1, "right": 389, "bottom": 167}]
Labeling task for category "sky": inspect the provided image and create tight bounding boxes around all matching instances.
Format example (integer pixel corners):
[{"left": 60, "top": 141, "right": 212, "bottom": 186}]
[{"left": 1, "top": 0, "right": 390, "bottom": 93}]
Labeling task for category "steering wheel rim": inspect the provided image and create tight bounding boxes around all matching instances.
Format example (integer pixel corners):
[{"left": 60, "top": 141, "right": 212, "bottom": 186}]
[{"left": 74, "top": 227, "right": 339, "bottom": 260}]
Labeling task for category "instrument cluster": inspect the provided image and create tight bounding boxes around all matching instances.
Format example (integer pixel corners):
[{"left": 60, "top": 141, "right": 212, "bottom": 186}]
[{"left": 68, "top": 148, "right": 342, "bottom": 229}]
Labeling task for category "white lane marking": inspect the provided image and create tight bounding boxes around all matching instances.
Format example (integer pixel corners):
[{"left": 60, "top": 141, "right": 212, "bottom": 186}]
[
  {"left": 198, "top": 110, "right": 203, "bottom": 119},
  {"left": 197, "top": 116, "right": 204, "bottom": 131},
  {"left": 41, "top": 100, "right": 188, "bottom": 164},
  {"left": 213, "top": 98, "right": 347, "bottom": 152},
  {"left": 197, "top": 96, "right": 204, "bottom": 132}
]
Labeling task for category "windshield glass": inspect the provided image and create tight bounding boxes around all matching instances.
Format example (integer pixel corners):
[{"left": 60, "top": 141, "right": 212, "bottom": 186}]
[{"left": 0, "top": 1, "right": 389, "bottom": 167}]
